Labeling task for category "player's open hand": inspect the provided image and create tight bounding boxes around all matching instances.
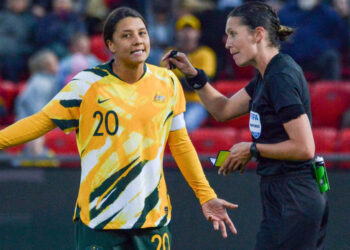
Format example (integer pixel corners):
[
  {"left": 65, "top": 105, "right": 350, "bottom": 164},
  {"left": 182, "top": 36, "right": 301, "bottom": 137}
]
[
  {"left": 219, "top": 142, "right": 252, "bottom": 176},
  {"left": 161, "top": 50, "right": 198, "bottom": 77},
  {"left": 202, "top": 198, "right": 238, "bottom": 238}
]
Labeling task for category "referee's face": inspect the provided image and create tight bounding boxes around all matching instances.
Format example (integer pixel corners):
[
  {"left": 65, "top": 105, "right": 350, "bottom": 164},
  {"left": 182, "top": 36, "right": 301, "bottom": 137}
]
[
  {"left": 225, "top": 17, "right": 257, "bottom": 67},
  {"left": 107, "top": 17, "right": 150, "bottom": 68}
]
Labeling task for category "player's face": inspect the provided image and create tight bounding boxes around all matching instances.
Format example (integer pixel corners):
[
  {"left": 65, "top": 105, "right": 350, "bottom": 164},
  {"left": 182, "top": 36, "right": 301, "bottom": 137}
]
[
  {"left": 108, "top": 17, "right": 150, "bottom": 67},
  {"left": 225, "top": 17, "right": 257, "bottom": 67}
]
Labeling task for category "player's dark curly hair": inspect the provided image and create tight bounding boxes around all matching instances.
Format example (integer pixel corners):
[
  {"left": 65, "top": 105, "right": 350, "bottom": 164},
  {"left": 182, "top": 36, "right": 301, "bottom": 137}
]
[
  {"left": 103, "top": 7, "right": 147, "bottom": 48},
  {"left": 228, "top": 1, "right": 293, "bottom": 48}
]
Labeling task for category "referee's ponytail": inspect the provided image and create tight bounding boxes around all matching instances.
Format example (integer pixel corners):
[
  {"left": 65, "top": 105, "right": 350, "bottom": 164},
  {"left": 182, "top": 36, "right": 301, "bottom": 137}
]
[
  {"left": 277, "top": 25, "right": 294, "bottom": 42},
  {"left": 228, "top": 1, "right": 293, "bottom": 48}
]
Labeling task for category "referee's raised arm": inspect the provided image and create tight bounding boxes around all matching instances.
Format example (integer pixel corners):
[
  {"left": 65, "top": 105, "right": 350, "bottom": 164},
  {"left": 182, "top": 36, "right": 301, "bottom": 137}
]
[{"left": 162, "top": 51, "right": 251, "bottom": 123}]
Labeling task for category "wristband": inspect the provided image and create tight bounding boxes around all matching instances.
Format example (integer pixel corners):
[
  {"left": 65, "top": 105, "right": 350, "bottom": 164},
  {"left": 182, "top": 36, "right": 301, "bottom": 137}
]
[
  {"left": 185, "top": 68, "right": 209, "bottom": 90},
  {"left": 250, "top": 142, "right": 260, "bottom": 161}
]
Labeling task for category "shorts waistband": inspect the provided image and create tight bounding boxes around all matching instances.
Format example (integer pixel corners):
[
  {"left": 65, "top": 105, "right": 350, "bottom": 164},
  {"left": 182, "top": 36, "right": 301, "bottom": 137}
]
[{"left": 260, "top": 169, "right": 314, "bottom": 182}]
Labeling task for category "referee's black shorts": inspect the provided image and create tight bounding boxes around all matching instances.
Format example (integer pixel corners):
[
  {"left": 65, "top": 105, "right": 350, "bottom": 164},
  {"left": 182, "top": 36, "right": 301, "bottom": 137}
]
[{"left": 255, "top": 172, "right": 328, "bottom": 250}]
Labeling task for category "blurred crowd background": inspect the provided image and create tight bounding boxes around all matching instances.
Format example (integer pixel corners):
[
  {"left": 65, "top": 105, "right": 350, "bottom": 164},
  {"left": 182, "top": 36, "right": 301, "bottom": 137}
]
[{"left": 1, "top": 0, "right": 350, "bottom": 166}]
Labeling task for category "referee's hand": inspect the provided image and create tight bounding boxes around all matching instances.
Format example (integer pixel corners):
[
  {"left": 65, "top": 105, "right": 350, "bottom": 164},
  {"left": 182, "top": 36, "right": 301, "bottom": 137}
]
[
  {"left": 219, "top": 142, "right": 252, "bottom": 176},
  {"left": 161, "top": 50, "right": 198, "bottom": 78},
  {"left": 202, "top": 198, "right": 238, "bottom": 238}
]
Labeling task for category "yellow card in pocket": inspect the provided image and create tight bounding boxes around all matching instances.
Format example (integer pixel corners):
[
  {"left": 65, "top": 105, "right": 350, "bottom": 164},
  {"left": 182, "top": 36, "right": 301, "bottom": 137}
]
[{"left": 209, "top": 150, "right": 230, "bottom": 167}]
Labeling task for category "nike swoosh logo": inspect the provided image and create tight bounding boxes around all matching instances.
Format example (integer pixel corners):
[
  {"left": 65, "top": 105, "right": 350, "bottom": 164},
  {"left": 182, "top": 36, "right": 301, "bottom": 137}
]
[{"left": 98, "top": 98, "right": 111, "bottom": 104}]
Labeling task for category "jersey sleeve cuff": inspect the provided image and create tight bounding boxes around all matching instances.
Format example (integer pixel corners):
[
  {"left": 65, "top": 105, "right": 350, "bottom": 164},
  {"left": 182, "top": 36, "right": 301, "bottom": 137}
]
[
  {"left": 170, "top": 113, "right": 186, "bottom": 131},
  {"left": 277, "top": 104, "right": 305, "bottom": 123}
]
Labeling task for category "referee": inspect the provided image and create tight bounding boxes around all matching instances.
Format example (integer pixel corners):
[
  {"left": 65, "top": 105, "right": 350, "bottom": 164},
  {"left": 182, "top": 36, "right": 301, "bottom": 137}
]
[{"left": 164, "top": 2, "right": 328, "bottom": 249}]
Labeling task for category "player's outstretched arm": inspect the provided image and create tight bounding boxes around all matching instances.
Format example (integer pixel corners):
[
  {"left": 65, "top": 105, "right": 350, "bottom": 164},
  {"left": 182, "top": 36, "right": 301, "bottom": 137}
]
[
  {"left": 0, "top": 111, "right": 57, "bottom": 149},
  {"left": 168, "top": 127, "right": 238, "bottom": 237},
  {"left": 202, "top": 198, "right": 238, "bottom": 238}
]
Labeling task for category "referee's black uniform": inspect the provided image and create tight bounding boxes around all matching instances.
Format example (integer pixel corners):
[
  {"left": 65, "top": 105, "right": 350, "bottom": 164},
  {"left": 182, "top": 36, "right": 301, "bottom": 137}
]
[{"left": 245, "top": 53, "right": 328, "bottom": 250}]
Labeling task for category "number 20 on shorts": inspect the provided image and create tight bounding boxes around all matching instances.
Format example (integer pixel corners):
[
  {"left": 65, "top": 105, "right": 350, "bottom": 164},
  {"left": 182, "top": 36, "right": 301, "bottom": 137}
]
[{"left": 151, "top": 232, "right": 170, "bottom": 250}]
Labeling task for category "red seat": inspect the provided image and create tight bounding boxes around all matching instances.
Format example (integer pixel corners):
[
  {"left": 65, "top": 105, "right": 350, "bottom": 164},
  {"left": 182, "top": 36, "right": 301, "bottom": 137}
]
[
  {"left": 209, "top": 114, "right": 250, "bottom": 129},
  {"left": 237, "top": 129, "right": 252, "bottom": 142},
  {"left": 213, "top": 80, "right": 248, "bottom": 97},
  {"left": 233, "top": 64, "right": 255, "bottom": 79},
  {"left": 311, "top": 82, "right": 350, "bottom": 128},
  {"left": 304, "top": 71, "right": 320, "bottom": 82},
  {"left": 4, "top": 144, "right": 24, "bottom": 154},
  {"left": 335, "top": 128, "right": 350, "bottom": 168},
  {"left": 209, "top": 80, "right": 249, "bottom": 129},
  {"left": 90, "top": 34, "right": 112, "bottom": 62},
  {"left": 190, "top": 128, "right": 238, "bottom": 154},
  {"left": 336, "top": 128, "right": 350, "bottom": 153},
  {"left": 45, "top": 129, "right": 78, "bottom": 155},
  {"left": 0, "top": 81, "right": 21, "bottom": 111},
  {"left": 313, "top": 127, "right": 338, "bottom": 153}
]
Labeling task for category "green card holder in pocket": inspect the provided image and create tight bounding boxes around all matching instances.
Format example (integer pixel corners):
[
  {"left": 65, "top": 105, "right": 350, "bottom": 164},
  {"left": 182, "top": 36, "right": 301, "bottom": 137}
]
[{"left": 313, "top": 156, "right": 330, "bottom": 193}]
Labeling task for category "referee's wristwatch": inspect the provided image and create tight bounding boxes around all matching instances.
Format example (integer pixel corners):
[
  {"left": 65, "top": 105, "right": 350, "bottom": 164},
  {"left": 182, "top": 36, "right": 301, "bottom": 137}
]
[{"left": 250, "top": 142, "right": 260, "bottom": 161}]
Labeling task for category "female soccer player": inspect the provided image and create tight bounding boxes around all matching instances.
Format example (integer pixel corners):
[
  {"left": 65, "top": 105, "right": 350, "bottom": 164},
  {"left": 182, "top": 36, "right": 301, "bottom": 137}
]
[
  {"left": 164, "top": 2, "right": 328, "bottom": 249},
  {"left": 0, "top": 7, "right": 237, "bottom": 249}
]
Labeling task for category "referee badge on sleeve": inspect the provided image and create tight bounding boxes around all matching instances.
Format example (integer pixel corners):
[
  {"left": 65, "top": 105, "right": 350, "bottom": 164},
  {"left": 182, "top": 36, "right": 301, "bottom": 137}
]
[{"left": 249, "top": 111, "right": 261, "bottom": 139}]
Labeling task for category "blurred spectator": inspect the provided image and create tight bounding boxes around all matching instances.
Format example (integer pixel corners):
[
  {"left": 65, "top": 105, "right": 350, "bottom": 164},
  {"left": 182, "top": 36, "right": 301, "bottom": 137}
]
[
  {"left": 332, "top": 0, "right": 349, "bottom": 18},
  {"left": 58, "top": 33, "right": 101, "bottom": 87},
  {"left": 31, "top": 0, "right": 52, "bottom": 13},
  {"left": 332, "top": 0, "right": 350, "bottom": 60},
  {"left": 34, "top": 0, "right": 87, "bottom": 59},
  {"left": 31, "top": 0, "right": 52, "bottom": 17},
  {"left": 84, "top": 0, "right": 108, "bottom": 35},
  {"left": 15, "top": 50, "right": 59, "bottom": 155},
  {"left": 217, "top": 0, "right": 243, "bottom": 10},
  {"left": 164, "top": 14, "right": 217, "bottom": 132},
  {"left": 0, "top": 0, "right": 36, "bottom": 81},
  {"left": 175, "top": 0, "right": 215, "bottom": 14},
  {"left": 147, "top": 1, "right": 175, "bottom": 65},
  {"left": 105, "top": 0, "right": 147, "bottom": 16},
  {"left": 279, "top": 0, "right": 347, "bottom": 80}
]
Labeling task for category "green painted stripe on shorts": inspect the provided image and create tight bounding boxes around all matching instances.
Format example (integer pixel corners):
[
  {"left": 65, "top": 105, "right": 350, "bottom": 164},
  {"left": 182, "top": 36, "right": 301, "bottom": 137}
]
[
  {"left": 60, "top": 99, "right": 82, "bottom": 108},
  {"left": 52, "top": 119, "right": 79, "bottom": 130}
]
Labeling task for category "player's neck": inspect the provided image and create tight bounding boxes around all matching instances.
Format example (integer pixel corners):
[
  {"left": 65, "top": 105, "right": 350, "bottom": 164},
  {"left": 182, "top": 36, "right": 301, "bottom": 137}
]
[{"left": 112, "top": 60, "right": 145, "bottom": 83}]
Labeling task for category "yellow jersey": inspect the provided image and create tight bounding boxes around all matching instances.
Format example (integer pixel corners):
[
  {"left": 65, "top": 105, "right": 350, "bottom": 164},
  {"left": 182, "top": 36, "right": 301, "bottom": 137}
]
[{"left": 42, "top": 61, "right": 186, "bottom": 230}]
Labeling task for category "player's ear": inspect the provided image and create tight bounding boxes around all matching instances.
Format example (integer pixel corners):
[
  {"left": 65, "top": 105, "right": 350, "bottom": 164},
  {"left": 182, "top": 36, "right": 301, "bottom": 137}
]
[{"left": 107, "top": 40, "right": 116, "bottom": 53}]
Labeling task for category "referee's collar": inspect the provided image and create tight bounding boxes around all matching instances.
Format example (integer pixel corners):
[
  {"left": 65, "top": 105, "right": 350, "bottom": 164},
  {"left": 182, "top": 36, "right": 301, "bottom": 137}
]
[{"left": 264, "top": 53, "right": 283, "bottom": 77}]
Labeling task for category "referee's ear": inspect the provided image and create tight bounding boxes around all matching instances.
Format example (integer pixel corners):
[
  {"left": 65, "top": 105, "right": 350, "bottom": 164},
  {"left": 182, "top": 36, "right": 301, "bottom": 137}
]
[{"left": 254, "top": 26, "right": 265, "bottom": 44}]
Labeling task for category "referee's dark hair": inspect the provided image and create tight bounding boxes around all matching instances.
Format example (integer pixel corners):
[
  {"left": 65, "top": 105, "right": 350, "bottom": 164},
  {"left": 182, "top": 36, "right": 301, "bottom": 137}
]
[
  {"left": 103, "top": 7, "right": 147, "bottom": 48},
  {"left": 228, "top": 1, "right": 294, "bottom": 48}
]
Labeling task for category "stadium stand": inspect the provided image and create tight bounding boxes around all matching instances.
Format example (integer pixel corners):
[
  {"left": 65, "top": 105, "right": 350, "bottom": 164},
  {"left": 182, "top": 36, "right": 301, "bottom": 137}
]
[
  {"left": 335, "top": 128, "right": 350, "bottom": 168},
  {"left": 190, "top": 127, "right": 239, "bottom": 154},
  {"left": 310, "top": 81, "right": 350, "bottom": 128},
  {"left": 209, "top": 80, "right": 250, "bottom": 129},
  {"left": 44, "top": 128, "right": 78, "bottom": 155},
  {"left": 90, "top": 34, "right": 111, "bottom": 62}
]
